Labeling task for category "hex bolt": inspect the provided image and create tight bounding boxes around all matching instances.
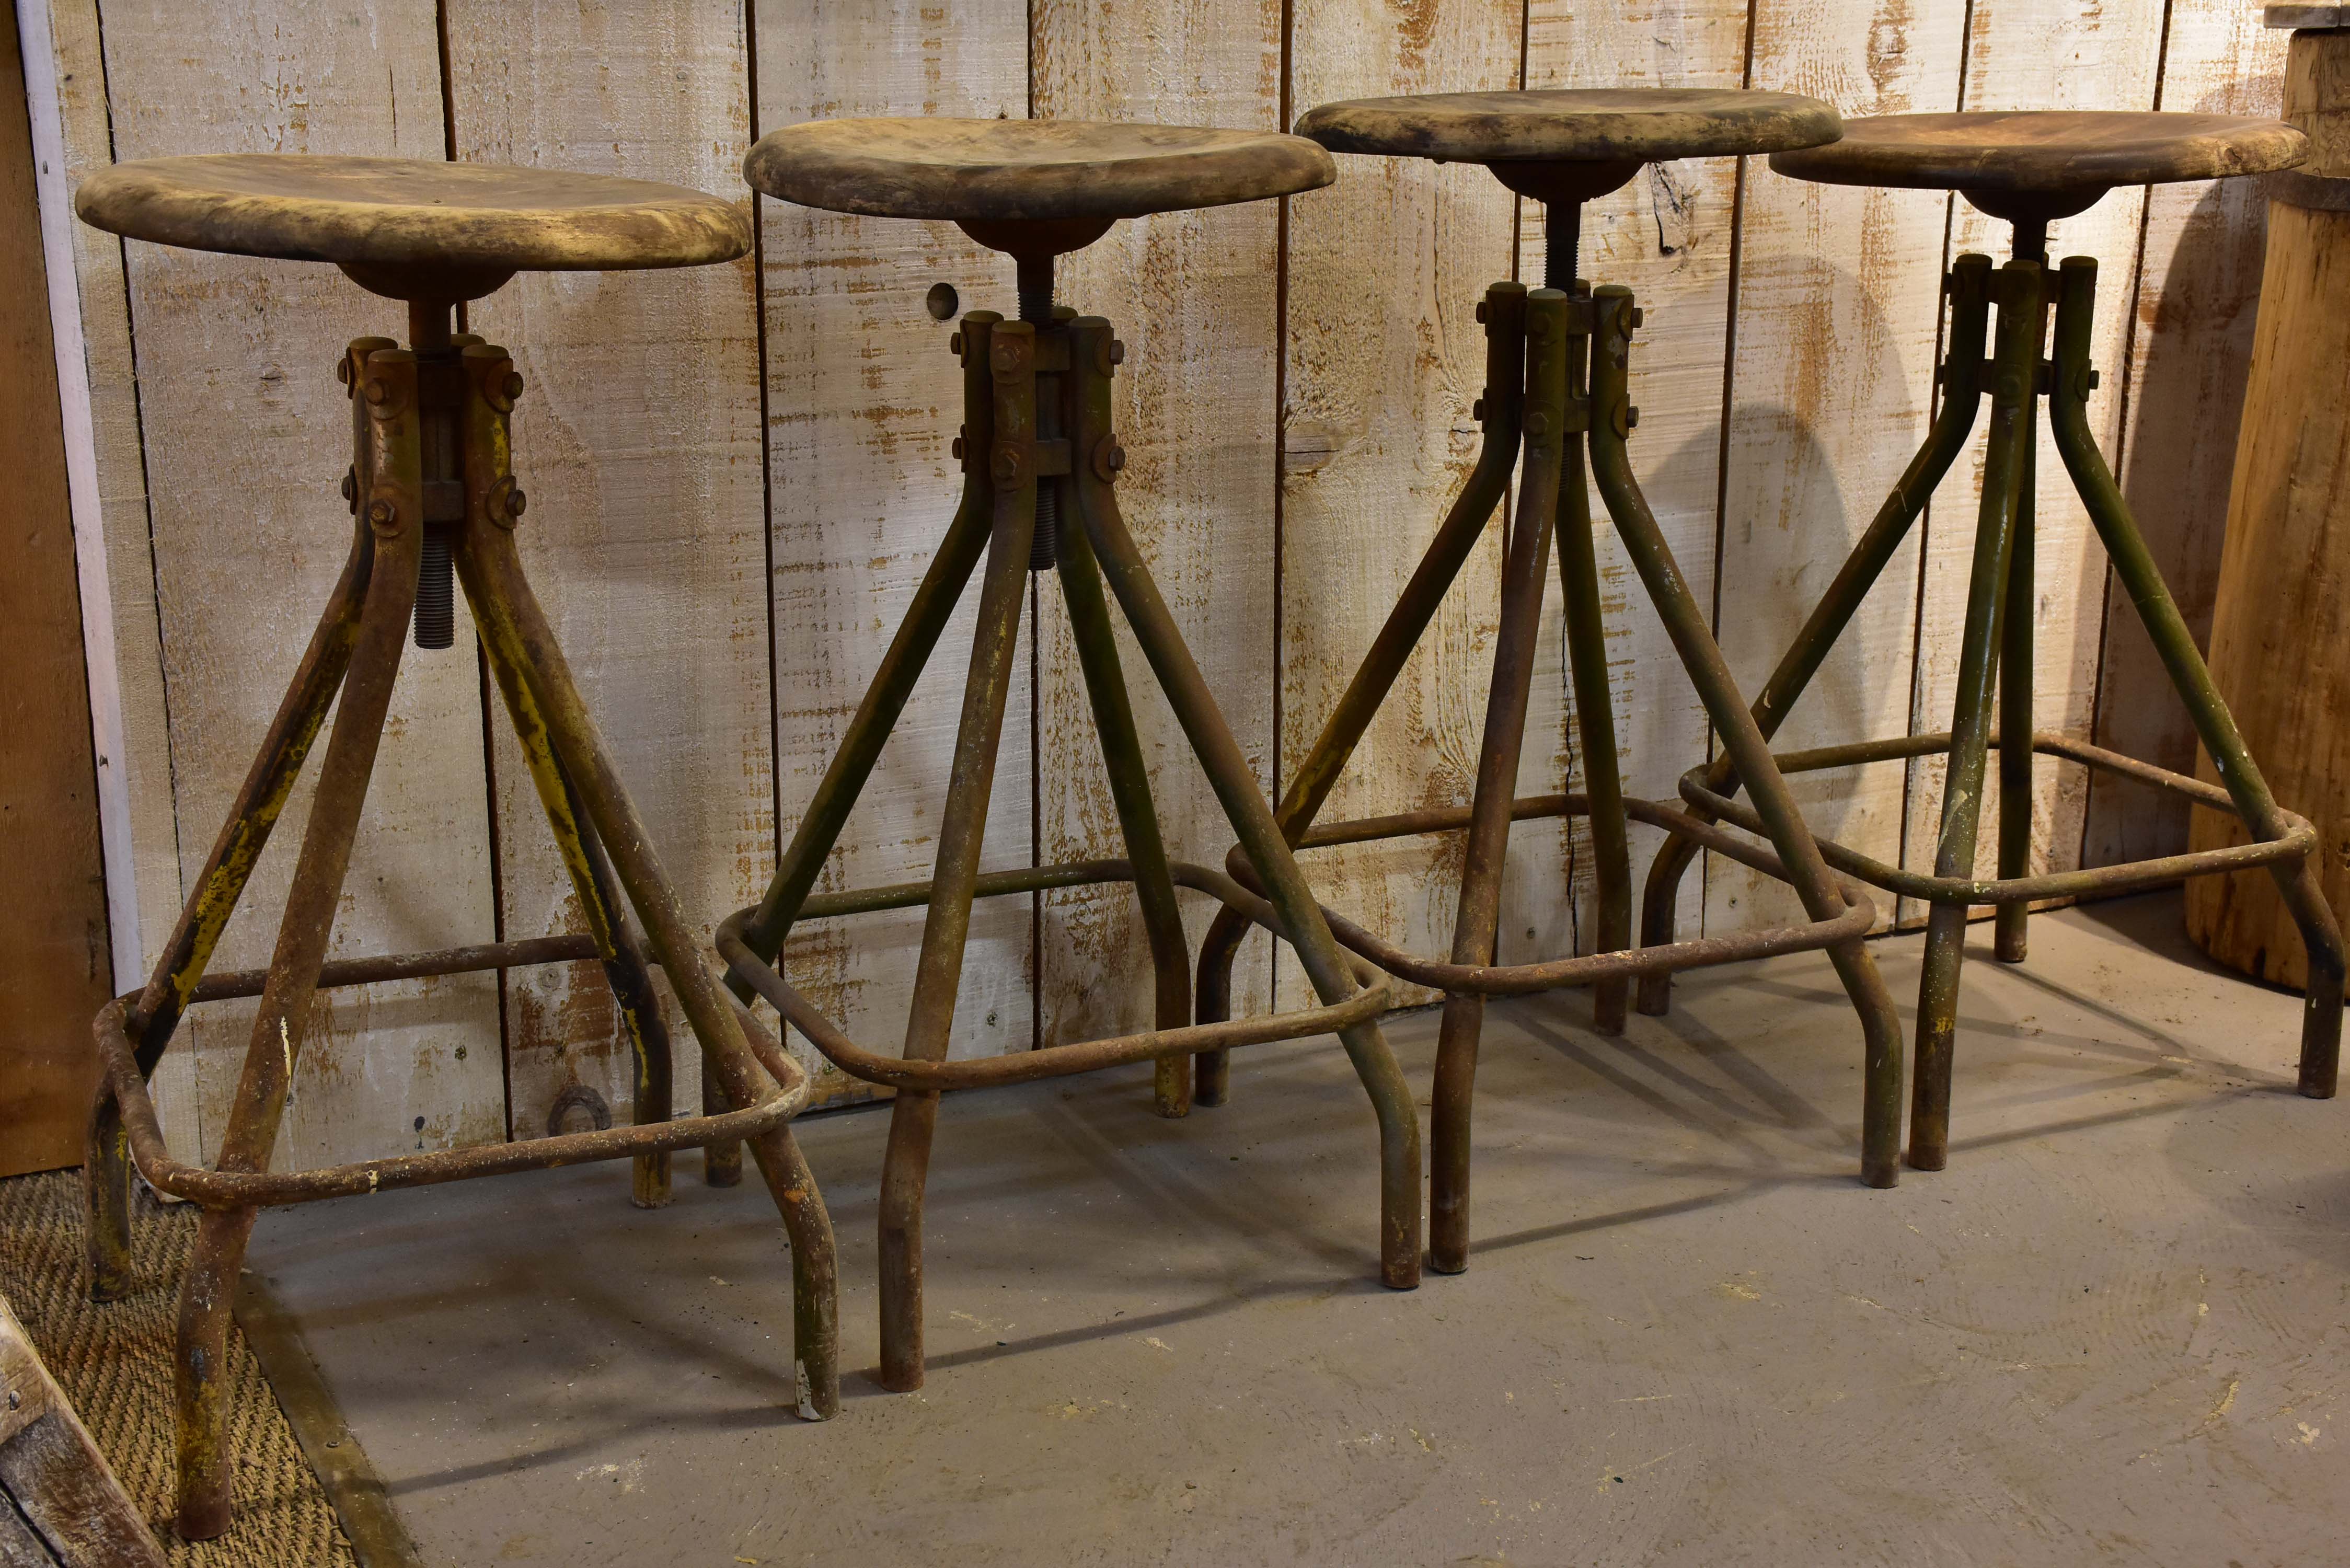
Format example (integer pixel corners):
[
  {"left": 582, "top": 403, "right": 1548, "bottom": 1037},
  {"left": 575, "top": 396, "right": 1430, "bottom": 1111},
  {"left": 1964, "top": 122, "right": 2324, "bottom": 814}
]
[{"left": 367, "top": 498, "right": 397, "bottom": 530}]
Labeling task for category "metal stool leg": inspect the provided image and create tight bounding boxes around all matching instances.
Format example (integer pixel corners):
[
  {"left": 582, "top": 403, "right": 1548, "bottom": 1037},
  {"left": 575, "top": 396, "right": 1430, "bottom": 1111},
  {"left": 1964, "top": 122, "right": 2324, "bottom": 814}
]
[
  {"left": 1910, "top": 260, "right": 2042, "bottom": 1172},
  {"left": 1431, "top": 290, "right": 1568, "bottom": 1273},
  {"left": 877, "top": 321, "right": 1040, "bottom": 1392},
  {"left": 1635, "top": 257, "right": 1995, "bottom": 1016},
  {"left": 1069, "top": 316, "right": 1424, "bottom": 1287},
  {"left": 2047, "top": 256, "right": 2346, "bottom": 1099},
  {"left": 1587, "top": 286, "right": 1909, "bottom": 1188},
  {"left": 1997, "top": 222, "right": 2052, "bottom": 966},
  {"left": 1189, "top": 283, "right": 1527, "bottom": 1104}
]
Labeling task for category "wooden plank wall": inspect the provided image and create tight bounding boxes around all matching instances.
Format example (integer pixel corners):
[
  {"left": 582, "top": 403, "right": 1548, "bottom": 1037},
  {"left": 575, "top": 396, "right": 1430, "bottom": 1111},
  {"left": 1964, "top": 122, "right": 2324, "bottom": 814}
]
[{"left": 22, "top": 0, "right": 2284, "bottom": 1165}]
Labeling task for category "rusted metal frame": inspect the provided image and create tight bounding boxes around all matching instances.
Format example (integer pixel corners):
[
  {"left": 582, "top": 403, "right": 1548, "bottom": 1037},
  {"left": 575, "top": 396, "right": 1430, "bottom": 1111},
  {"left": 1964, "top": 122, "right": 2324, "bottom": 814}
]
[
  {"left": 1431, "top": 286, "right": 1570, "bottom": 1273},
  {"left": 2045, "top": 255, "right": 2346, "bottom": 1100},
  {"left": 874, "top": 315, "right": 1042, "bottom": 1393},
  {"left": 1584, "top": 285, "right": 1908, "bottom": 1189},
  {"left": 454, "top": 356, "right": 674, "bottom": 1205},
  {"left": 182, "top": 933, "right": 597, "bottom": 1000},
  {"left": 1997, "top": 220, "right": 2051, "bottom": 965},
  {"left": 1553, "top": 274, "right": 1633, "bottom": 1034},
  {"left": 1227, "top": 795, "right": 1878, "bottom": 994},
  {"left": 1683, "top": 730, "right": 2317, "bottom": 903},
  {"left": 463, "top": 511, "right": 842, "bottom": 1425},
  {"left": 1634, "top": 257, "right": 1997, "bottom": 1016},
  {"left": 717, "top": 864, "right": 1392, "bottom": 1094},
  {"left": 1190, "top": 281, "right": 1530, "bottom": 1105},
  {"left": 1065, "top": 313, "right": 1423, "bottom": 1291},
  {"left": 1907, "top": 260, "right": 2041, "bottom": 1173},
  {"left": 91, "top": 998, "right": 798, "bottom": 1208},
  {"left": 174, "top": 341, "right": 430, "bottom": 1541},
  {"left": 1052, "top": 459, "right": 1196, "bottom": 1117}
]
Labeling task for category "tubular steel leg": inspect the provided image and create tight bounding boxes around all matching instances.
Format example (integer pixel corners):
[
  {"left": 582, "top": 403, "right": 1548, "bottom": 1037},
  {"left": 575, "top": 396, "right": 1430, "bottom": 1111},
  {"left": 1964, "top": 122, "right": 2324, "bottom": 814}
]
[
  {"left": 1068, "top": 314, "right": 1422, "bottom": 1287},
  {"left": 1554, "top": 290, "right": 1633, "bottom": 1034},
  {"left": 178, "top": 347, "right": 430, "bottom": 1539},
  {"left": 1056, "top": 491, "right": 1194, "bottom": 1116},
  {"left": 2046, "top": 256, "right": 2346, "bottom": 1099},
  {"left": 86, "top": 505, "right": 375, "bottom": 1302},
  {"left": 1909, "top": 261, "right": 2043, "bottom": 1173},
  {"left": 878, "top": 319, "right": 1040, "bottom": 1392},
  {"left": 1191, "top": 283, "right": 1528, "bottom": 1103},
  {"left": 1636, "top": 258, "right": 1996, "bottom": 1016},
  {"left": 1997, "top": 221, "right": 2049, "bottom": 966},
  {"left": 1585, "top": 286, "right": 1908, "bottom": 1188},
  {"left": 717, "top": 316, "right": 1002, "bottom": 1173},
  {"left": 467, "top": 573, "right": 675, "bottom": 1206},
  {"left": 1431, "top": 289, "right": 1567, "bottom": 1274},
  {"left": 700, "top": 1059, "right": 742, "bottom": 1186},
  {"left": 456, "top": 342, "right": 838, "bottom": 1421}
]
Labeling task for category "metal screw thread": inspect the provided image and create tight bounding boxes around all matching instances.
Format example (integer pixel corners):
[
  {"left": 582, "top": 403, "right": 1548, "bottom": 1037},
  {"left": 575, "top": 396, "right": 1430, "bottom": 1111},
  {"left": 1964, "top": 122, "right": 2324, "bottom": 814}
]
[
  {"left": 413, "top": 526, "right": 456, "bottom": 649},
  {"left": 1018, "top": 253, "right": 1059, "bottom": 572},
  {"left": 1545, "top": 200, "right": 1581, "bottom": 294}
]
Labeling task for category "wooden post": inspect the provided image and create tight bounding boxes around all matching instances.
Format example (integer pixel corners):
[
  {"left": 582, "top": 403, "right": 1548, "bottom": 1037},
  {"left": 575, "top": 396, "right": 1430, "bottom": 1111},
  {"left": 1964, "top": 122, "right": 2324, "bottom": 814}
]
[{"left": 2185, "top": 14, "right": 2350, "bottom": 987}]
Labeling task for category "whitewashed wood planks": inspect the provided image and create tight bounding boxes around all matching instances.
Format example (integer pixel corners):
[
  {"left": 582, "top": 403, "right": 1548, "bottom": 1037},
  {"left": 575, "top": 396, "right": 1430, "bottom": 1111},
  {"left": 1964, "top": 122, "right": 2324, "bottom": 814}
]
[
  {"left": 2084, "top": 0, "right": 2289, "bottom": 868},
  {"left": 753, "top": 0, "right": 1031, "bottom": 1102},
  {"left": 93, "top": 0, "right": 505, "bottom": 1168},
  {"left": 1707, "top": 0, "right": 1970, "bottom": 938},
  {"left": 445, "top": 2, "right": 773, "bottom": 1136},
  {"left": 1278, "top": 0, "right": 1523, "bottom": 1009}
]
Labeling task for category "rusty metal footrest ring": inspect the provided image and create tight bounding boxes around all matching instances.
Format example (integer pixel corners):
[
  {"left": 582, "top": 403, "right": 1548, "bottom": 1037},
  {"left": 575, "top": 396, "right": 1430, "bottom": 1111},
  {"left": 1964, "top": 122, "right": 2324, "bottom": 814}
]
[
  {"left": 1679, "top": 728, "right": 2319, "bottom": 907},
  {"left": 719, "top": 858, "right": 1395, "bottom": 1093},
  {"left": 1224, "top": 794, "right": 1879, "bottom": 998},
  {"left": 98, "top": 938, "right": 812, "bottom": 1210}
]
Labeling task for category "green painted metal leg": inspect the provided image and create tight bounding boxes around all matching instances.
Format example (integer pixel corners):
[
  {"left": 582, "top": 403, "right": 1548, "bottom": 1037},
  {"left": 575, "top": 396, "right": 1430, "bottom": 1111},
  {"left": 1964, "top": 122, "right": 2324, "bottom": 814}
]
[
  {"left": 1586, "top": 286, "right": 1907, "bottom": 1187},
  {"left": 1996, "top": 239, "right": 2048, "bottom": 966},
  {"left": 2046, "top": 257, "right": 2345, "bottom": 1099},
  {"left": 1432, "top": 289, "right": 1566, "bottom": 1274},
  {"left": 1068, "top": 315, "right": 1422, "bottom": 1287},
  {"left": 1056, "top": 490, "right": 1195, "bottom": 1116},
  {"left": 1635, "top": 256, "right": 1995, "bottom": 1017},
  {"left": 1191, "top": 283, "right": 1528, "bottom": 1103},
  {"left": 1910, "top": 261, "right": 2043, "bottom": 1172}
]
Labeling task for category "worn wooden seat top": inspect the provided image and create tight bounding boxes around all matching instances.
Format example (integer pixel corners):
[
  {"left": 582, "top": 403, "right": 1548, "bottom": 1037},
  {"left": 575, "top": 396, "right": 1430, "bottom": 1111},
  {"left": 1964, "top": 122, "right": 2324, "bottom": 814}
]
[
  {"left": 75, "top": 155, "right": 750, "bottom": 290},
  {"left": 1296, "top": 88, "right": 1840, "bottom": 165},
  {"left": 1772, "top": 112, "right": 2308, "bottom": 215},
  {"left": 743, "top": 118, "right": 1334, "bottom": 223}
]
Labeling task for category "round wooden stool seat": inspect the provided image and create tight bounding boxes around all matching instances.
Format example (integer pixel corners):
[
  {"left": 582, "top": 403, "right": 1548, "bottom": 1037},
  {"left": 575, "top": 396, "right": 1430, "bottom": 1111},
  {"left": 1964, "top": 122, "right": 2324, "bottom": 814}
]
[
  {"left": 74, "top": 154, "right": 750, "bottom": 301},
  {"left": 1296, "top": 88, "right": 1839, "bottom": 202},
  {"left": 1771, "top": 111, "right": 2309, "bottom": 222},
  {"left": 745, "top": 118, "right": 1332, "bottom": 256}
]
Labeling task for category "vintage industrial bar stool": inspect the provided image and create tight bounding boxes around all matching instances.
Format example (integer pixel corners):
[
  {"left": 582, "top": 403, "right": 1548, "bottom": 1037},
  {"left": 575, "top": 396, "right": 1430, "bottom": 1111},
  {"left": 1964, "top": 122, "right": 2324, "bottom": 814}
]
[
  {"left": 1191, "top": 89, "right": 1906, "bottom": 1277},
  {"left": 719, "top": 119, "right": 1414, "bottom": 1394},
  {"left": 1638, "top": 111, "right": 2345, "bottom": 1171},
  {"left": 73, "top": 155, "right": 840, "bottom": 1537}
]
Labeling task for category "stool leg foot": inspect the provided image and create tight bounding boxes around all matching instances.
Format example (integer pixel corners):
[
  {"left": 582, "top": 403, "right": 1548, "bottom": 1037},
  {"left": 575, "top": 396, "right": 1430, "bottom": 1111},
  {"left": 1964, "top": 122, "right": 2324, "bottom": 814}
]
[
  {"left": 746, "top": 1121, "right": 839, "bottom": 1417},
  {"left": 171, "top": 1205, "right": 258, "bottom": 1540},
  {"left": 1427, "top": 993, "right": 1483, "bottom": 1274},
  {"left": 877, "top": 1090, "right": 939, "bottom": 1392},
  {"left": 1907, "top": 903, "right": 1968, "bottom": 1172},
  {"left": 2044, "top": 257, "right": 2348, "bottom": 1103}
]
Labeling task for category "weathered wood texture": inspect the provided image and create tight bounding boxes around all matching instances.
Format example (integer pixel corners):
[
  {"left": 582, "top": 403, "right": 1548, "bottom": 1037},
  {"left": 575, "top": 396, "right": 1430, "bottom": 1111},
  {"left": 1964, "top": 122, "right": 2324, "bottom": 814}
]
[
  {"left": 0, "top": 1293, "right": 167, "bottom": 1568},
  {"left": 30, "top": 0, "right": 2290, "bottom": 1166},
  {"left": 0, "top": 7, "right": 111, "bottom": 1177},
  {"left": 2087, "top": 0, "right": 2289, "bottom": 868},
  {"left": 1899, "top": 0, "right": 2167, "bottom": 927},
  {"left": 2184, "top": 24, "right": 2350, "bottom": 989}
]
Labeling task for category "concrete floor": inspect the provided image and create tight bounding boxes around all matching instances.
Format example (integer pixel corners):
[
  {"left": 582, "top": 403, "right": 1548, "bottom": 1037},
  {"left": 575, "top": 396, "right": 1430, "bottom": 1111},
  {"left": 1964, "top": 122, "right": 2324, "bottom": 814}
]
[{"left": 246, "top": 893, "right": 2349, "bottom": 1565}]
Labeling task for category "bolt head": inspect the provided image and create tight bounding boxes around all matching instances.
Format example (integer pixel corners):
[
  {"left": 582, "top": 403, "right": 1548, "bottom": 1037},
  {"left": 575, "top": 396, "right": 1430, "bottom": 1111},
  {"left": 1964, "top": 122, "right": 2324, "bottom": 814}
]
[
  {"left": 951, "top": 435, "right": 966, "bottom": 459},
  {"left": 502, "top": 371, "right": 526, "bottom": 400},
  {"left": 926, "top": 281, "right": 960, "bottom": 321},
  {"left": 367, "top": 498, "right": 396, "bottom": 528},
  {"left": 363, "top": 379, "right": 389, "bottom": 406},
  {"left": 950, "top": 332, "right": 964, "bottom": 356},
  {"left": 1626, "top": 406, "right": 1640, "bottom": 429},
  {"left": 507, "top": 488, "right": 527, "bottom": 518},
  {"left": 1629, "top": 307, "right": 1645, "bottom": 330},
  {"left": 336, "top": 358, "right": 352, "bottom": 386},
  {"left": 1108, "top": 445, "right": 1126, "bottom": 471},
  {"left": 339, "top": 470, "right": 356, "bottom": 503},
  {"left": 1472, "top": 397, "right": 1487, "bottom": 422},
  {"left": 1108, "top": 341, "right": 1125, "bottom": 365},
  {"left": 5, "top": 1390, "right": 16, "bottom": 1411},
  {"left": 1474, "top": 301, "right": 1490, "bottom": 324}
]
